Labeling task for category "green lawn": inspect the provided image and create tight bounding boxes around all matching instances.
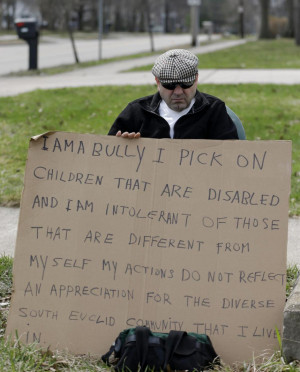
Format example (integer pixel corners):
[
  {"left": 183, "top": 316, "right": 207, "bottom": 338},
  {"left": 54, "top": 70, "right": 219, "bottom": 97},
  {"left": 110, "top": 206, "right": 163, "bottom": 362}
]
[
  {"left": 197, "top": 38, "right": 300, "bottom": 69},
  {"left": 129, "top": 39, "right": 300, "bottom": 71},
  {"left": 0, "top": 84, "right": 299, "bottom": 214}
]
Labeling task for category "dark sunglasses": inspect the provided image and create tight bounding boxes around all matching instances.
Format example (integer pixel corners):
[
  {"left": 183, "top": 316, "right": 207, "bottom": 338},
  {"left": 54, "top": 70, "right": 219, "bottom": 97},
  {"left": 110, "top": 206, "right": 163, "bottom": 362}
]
[{"left": 161, "top": 81, "right": 194, "bottom": 90}]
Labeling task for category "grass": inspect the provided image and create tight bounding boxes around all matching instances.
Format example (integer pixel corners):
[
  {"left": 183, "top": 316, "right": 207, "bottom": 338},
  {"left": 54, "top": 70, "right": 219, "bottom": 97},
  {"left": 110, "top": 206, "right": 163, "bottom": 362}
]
[
  {"left": 128, "top": 39, "right": 300, "bottom": 71},
  {"left": 0, "top": 256, "right": 13, "bottom": 339},
  {"left": 197, "top": 38, "right": 300, "bottom": 69},
  {"left": 0, "top": 256, "right": 299, "bottom": 371},
  {"left": 0, "top": 338, "right": 107, "bottom": 371},
  {"left": 0, "top": 84, "right": 299, "bottom": 214},
  {"left": 286, "top": 265, "right": 300, "bottom": 298}
]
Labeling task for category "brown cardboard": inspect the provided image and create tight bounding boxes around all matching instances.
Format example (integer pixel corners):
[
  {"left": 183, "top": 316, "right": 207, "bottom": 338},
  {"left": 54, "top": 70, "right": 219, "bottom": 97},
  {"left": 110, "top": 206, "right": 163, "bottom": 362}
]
[{"left": 6, "top": 132, "right": 292, "bottom": 364}]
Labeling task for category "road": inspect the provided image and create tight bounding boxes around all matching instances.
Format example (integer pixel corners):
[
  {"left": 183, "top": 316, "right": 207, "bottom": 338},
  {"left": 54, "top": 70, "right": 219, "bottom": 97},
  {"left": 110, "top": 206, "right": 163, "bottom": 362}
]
[{"left": 0, "top": 33, "right": 218, "bottom": 75}]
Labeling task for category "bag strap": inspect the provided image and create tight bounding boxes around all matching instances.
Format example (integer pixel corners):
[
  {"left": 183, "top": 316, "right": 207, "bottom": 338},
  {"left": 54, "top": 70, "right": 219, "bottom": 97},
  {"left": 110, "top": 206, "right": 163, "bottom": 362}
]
[
  {"left": 126, "top": 334, "right": 161, "bottom": 345},
  {"left": 163, "top": 330, "right": 187, "bottom": 370},
  {"left": 135, "top": 326, "right": 151, "bottom": 371}
]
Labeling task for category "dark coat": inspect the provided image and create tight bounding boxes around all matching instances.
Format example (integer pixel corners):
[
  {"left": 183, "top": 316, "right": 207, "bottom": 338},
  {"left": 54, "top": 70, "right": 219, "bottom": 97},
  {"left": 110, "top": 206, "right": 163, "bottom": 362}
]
[{"left": 108, "top": 90, "right": 238, "bottom": 139}]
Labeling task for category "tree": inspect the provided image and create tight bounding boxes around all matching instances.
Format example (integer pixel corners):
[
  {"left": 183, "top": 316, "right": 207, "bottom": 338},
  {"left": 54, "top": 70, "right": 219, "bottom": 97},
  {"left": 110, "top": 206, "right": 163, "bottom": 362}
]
[
  {"left": 75, "top": 0, "right": 85, "bottom": 31},
  {"left": 26, "top": 0, "right": 268, "bottom": 37},
  {"left": 61, "top": 0, "right": 80, "bottom": 62},
  {"left": 1, "top": 0, "right": 17, "bottom": 30},
  {"left": 259, "top": 0, "right": 271, "bottom": 38},
  {"left": 238, "top": 0, "right": 245, "bottom": 38},
  {"left": 37, "top": 0, "right": 64, "bottom": 30}
]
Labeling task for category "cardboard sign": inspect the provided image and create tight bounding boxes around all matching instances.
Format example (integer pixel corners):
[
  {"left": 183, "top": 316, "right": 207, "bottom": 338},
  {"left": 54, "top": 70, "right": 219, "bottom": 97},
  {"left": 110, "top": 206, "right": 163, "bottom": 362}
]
[{"left": 6, "top": 132, "right": 291, "bottom": 364}]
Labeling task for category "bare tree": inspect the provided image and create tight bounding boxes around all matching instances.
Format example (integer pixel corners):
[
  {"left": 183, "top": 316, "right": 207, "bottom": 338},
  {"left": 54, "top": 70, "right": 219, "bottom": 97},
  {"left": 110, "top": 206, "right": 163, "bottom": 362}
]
[
  {"left": 75, "top": 0, "right": 85, "bottom": 31},
  {"left": 2, "top": 0, "right": 17, "bottom": 30},
  {"left": 31, "top": 0, "right": 274, "bottom": 38},
  {"left": 71, "top": 0, "right": 99, "bottom": 31},
  {"left": 37, "top": 0, "right": 64, "bottom": 30}
]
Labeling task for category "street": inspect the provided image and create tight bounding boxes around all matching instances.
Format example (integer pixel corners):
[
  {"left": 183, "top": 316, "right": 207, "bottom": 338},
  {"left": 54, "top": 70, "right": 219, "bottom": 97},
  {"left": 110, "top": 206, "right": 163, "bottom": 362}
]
[{"left": 0, "top": 33, "right": 217, "bottom": 75}]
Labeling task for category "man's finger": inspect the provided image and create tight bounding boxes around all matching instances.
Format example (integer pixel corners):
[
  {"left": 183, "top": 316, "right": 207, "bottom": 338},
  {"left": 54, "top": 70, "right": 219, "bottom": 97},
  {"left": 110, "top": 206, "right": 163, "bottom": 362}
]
[{"left": 117, "top": 131, "right": 140, "bottom": 139}]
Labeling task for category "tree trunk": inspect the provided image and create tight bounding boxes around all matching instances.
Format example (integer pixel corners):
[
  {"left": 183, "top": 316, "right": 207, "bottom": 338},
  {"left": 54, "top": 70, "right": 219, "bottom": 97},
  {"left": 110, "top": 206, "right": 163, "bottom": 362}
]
[
  {"left": 285, "top": 0, "right": 294, "bottom": 37},
  {"left": 146, "top": 0, "right": 154, "bottom": 52},
  {"left": 63, "top": 3, "right": 80, "bottom": 63},
  {"left": 5, "top": 0, "right": 17, "bottom": 30},
  {"left": 238, "top": 0, "right": 245, "bottom": 38},
  {"left": 68, "top": 24, "right": 80, "bottom": 63},
  {"left": 77, "top": 4, "right": 85, "bottom": 31},
  {"left": 164, "top": 0, "right": 170, "bottom": 33},
  {"left": 259, "top": 0, "right": 271, "bottom": 38},
  {"left": 114, "top": 9, "right": 123, "bottom": 31},
  {"left": 295, "top": 0, "right": 300, "bottom": 45}
]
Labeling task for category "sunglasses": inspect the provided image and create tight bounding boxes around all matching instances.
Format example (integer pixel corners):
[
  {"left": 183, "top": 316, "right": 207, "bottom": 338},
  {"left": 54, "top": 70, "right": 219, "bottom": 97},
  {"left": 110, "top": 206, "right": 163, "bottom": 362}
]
[{"left": 161, "top": 81, "right": 194, "bottom": 90}]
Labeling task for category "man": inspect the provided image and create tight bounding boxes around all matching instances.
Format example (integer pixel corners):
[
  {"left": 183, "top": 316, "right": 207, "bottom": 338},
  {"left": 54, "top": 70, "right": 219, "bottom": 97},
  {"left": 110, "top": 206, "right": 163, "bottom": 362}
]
[{"left": 108, "top": 49, "right": 239, "bottom": 140}]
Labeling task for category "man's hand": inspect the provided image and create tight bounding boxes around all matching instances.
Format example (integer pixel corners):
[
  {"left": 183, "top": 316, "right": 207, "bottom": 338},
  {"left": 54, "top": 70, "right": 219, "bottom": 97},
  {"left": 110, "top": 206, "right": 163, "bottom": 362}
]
[{"left": 116, "top": 131, "right": 141, "bottom": 139}]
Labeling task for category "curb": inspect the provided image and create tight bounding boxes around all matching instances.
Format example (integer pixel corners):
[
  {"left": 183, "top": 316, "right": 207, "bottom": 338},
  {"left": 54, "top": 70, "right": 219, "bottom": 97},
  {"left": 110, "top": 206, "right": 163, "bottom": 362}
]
[{"left": 283, "top": 276, "right": 300, "bottom": 362}]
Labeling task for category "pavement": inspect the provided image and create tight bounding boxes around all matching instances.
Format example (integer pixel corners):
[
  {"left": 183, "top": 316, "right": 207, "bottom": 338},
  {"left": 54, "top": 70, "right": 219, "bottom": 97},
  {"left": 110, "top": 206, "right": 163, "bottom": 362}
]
[{"left": 0, "top": 36, "right": 299, "bottom": 266}]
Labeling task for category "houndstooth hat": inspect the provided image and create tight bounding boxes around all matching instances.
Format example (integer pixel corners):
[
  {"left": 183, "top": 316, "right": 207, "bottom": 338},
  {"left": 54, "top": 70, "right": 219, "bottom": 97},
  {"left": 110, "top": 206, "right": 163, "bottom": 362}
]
[{"left": 152, "top": 49, "right": 198, "bottom": 84}]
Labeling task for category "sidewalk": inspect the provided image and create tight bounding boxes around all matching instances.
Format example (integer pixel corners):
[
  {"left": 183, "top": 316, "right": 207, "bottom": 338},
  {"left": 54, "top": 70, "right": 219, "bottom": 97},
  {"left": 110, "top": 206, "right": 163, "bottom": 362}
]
[{"left": 1, "top": 39, "right": 300, "bottom": 97}]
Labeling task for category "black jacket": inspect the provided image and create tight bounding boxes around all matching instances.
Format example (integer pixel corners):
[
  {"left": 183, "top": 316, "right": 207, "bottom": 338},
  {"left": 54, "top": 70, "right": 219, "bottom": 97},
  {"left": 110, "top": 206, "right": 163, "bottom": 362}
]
[{"left": 108, "top": 90, "right": 238, "bottom": 139}]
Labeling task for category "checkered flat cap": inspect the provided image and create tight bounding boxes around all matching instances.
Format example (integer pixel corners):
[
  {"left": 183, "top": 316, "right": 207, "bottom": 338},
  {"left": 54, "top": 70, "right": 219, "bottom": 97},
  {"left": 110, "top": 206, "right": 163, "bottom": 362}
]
[{"left": 152, "top": 49, "right": 198, "bottom": 83}]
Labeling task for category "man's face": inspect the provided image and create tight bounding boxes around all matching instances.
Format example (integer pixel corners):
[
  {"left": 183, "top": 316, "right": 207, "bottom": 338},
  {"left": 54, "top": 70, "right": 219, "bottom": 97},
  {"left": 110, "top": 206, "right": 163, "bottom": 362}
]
[{"left": 155, "top": 75, "right": 198, "bottom": 112}]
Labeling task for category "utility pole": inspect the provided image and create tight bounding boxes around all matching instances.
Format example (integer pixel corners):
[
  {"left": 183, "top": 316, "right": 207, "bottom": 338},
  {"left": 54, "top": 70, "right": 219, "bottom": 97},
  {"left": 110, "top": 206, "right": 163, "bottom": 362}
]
[
  {"left": 98, "top": 0, "right": 103, "bottom": 60},
  {"left": 188, "top": 0, "right": 201, "bottom": 47},
  {"left": 238, "top": 0, "right": 245, "bottom": 38}
]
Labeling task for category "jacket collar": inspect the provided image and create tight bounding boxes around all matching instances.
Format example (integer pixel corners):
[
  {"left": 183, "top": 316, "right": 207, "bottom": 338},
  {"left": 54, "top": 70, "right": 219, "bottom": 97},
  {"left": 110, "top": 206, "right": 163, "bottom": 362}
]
[{"left": 142, "top": 90, "right": 209, "bottom": 114}]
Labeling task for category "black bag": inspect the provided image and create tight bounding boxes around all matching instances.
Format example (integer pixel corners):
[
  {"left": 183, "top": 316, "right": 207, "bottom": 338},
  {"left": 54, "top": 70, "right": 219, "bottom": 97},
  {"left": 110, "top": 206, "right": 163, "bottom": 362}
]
[
  {"left": 101, "top": 326, "right": 219, "bottom": 372},
  {"left": 102, "top": 326, "right": 166, "bottom": 371},
  {"left": 164, "top": 330, "right": 219, "bottom": 371}
]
